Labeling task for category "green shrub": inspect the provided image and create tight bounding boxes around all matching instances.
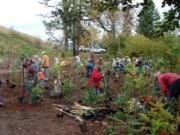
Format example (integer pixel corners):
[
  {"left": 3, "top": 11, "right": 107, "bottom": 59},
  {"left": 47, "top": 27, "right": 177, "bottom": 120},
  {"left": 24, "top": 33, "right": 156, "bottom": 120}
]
[{"left": 82, "top": 87, "right": 97, "bottom": 105}]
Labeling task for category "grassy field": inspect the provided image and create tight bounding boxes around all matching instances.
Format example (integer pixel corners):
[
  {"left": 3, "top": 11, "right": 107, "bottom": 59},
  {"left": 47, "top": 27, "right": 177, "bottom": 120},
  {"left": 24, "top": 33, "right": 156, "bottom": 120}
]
[{"left": 0, "top": 26, "right": 51, "bottom": 58}]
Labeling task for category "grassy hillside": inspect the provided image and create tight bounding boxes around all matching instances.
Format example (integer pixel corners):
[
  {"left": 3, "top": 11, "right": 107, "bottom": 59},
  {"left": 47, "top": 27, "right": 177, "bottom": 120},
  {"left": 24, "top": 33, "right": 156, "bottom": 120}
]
[{"left": 0, "top": 26, "right": 51, "bottom": 58}]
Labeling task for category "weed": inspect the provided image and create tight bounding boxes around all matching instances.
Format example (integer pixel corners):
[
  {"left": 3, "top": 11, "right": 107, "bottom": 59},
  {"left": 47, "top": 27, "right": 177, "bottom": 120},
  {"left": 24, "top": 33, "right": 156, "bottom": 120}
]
[
  {"left": 107, "top": 126, "right": 117, "bottom": 135},
  {"left": 82, "top": 87, "right": 97, "bottom": 105}
]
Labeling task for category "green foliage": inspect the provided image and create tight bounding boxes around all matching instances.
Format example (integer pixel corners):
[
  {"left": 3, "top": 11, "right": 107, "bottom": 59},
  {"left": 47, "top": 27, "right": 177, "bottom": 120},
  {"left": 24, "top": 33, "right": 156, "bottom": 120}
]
[
  {"left": 124, "top": 63, "right": 136, "bottom": 75},
  {"left": 106, "top": 126, "right": 117, "bottom": 135},
  {"left": 31, "top": 85, "right": 44, "bottom": 96},
  {"left": 115, "top": 94, "right": 128, "bottom": 108},
  {"left": 10, "top": 65, "right": 18, "bottom": 83},
  {"left": 0, "top": 27, "right": 50, "bottom": 59},
  {"left": 134, "top": 75, "right": 147, "bottom": 93},
  {"left": 51, "top": 64, "right": 61, "bottom": 78},
  {"left": 137, "top": 0, "right": 161, "bottom": 38},
  {"left": 108, "top": 36, "right": 126, "bottom": 57},
  {"left": 82, "top": 87, "right": 97, "bottom": 105},
  {"left": 62, "top": 78, "right": 74, "bottom": 103},
  {"left": 111, "top": 111, "right": 128, "bottom": 121},
  {"left": 137, "top": 103, "right": 179, "bottom": 135}
]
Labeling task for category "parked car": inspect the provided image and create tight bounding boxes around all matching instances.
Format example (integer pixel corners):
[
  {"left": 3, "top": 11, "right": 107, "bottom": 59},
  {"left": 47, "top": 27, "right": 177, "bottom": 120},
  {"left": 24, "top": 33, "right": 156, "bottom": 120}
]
[
  {"left": 90, "top": 46, "right": 106, "bottom": 53},
  {"left": 79, "top": 46, "right": 90, "bottom": 52}
]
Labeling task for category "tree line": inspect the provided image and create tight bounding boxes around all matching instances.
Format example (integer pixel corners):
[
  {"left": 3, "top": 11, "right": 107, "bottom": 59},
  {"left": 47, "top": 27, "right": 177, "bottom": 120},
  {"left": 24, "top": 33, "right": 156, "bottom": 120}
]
[{"left": 39, "top": 0, "right": 180, "bottom": 55}]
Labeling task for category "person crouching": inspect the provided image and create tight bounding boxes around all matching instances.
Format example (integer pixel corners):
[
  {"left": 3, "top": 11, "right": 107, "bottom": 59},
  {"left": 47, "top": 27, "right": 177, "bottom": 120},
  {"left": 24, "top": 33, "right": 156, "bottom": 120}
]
[{"left": 156, "top": 72, "right": 180, "bottom": 101}]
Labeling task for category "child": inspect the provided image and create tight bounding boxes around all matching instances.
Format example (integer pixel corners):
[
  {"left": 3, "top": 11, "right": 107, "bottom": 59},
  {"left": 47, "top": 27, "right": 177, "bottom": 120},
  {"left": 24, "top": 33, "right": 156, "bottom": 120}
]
[
  {"left": 53, "top": 77, "right": 62, "bottom": 99},
  {"left": 38, "top": 68, "right": 45, "bottom": 87},
  {"left": 0, "top": 79, "right": 4, "bottom": 106}
]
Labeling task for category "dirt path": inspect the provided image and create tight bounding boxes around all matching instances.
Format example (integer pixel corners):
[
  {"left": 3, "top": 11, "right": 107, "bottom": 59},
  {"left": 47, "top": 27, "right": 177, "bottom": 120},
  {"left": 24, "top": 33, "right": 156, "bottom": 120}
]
[{"left": 0, "top": 84, "right": 106, "bottom": 135}]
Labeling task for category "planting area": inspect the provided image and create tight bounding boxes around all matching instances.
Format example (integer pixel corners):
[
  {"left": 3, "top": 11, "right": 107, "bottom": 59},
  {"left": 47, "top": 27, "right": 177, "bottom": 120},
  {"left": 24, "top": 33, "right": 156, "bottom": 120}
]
[
  {"left": 0, "top": 65, "right": 122, "bottom": 135},
  {"left": 0, "top": 53, "right": 179, "bottom": 135}
]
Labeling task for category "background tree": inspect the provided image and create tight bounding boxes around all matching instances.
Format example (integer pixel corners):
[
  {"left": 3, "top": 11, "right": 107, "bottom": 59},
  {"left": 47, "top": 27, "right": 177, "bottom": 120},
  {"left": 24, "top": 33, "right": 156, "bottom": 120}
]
[
  {"left": 94, "top": 0, "right": 180, "bottom": 34},
  {"left": 40, "top": 0, "right": 92, "bottom": 55},
  {"left": 137, "top": 0, "right": 161, "bottom": 38}
]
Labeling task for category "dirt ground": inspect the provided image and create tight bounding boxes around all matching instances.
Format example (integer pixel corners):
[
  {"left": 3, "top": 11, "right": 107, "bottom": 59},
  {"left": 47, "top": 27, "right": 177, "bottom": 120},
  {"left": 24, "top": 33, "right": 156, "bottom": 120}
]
[
  {"left": 0, "top": 64, "right": 124, "bottom": 135},
  {"left": 0, "top": 86, "right": 107, "bottom": 135}
]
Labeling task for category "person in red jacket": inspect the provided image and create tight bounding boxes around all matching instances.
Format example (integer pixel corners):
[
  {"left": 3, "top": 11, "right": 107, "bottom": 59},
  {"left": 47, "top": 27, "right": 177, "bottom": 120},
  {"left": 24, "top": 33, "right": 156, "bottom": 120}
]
[
  {"left": 157, "top": 73, "right": 180, "bottom": 101},
  {"left": 89, "top": 67, "right": 103, "bottom": 94}
]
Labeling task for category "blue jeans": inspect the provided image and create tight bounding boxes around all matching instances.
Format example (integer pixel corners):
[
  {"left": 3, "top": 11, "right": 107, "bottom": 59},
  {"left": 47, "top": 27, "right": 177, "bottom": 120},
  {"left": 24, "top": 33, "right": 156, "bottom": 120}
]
[
  {"left": 38, "top": 80, "right": 45, "bottom": 87},
  {"left": 43, "top": 67, "right": 49, "bottom": 79},
  {"left": 168, "top": 79, "right": 180, "bottom": 101}
]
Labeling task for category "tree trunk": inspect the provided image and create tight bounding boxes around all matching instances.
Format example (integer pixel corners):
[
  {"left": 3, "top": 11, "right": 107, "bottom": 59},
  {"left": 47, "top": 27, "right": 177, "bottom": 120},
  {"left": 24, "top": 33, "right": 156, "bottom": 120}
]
[{"left": 64, "top": 26, "right": 68, "bottom": 51}]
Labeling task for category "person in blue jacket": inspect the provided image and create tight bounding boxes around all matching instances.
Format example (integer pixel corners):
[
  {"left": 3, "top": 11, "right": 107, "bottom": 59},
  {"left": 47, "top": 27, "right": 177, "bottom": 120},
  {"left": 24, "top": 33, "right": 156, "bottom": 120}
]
[{"left": 86, "top": 59, "right": 94, "bottom": 78}]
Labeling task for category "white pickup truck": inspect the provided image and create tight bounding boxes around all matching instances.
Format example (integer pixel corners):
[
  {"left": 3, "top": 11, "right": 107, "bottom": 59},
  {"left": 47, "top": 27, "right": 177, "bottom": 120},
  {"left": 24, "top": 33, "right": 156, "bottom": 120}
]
[
  {"left": 90, "top": 46, "right": 106, "bottom": 53},
  {"left": 79, "top": 46, "right": 90, "bottom": 52},
  {"left": 79, "top": 45, "right": 106, "bottom": 53}
]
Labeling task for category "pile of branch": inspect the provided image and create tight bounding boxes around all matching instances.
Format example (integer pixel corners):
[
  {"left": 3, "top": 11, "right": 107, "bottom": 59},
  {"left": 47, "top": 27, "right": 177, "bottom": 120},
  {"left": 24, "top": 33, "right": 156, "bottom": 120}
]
[
  {"left": 53, "top": 102, "right": 94, "bottom": 122},
  {"left": 54, "top": 102, "right": 118, "bottom": 122}
]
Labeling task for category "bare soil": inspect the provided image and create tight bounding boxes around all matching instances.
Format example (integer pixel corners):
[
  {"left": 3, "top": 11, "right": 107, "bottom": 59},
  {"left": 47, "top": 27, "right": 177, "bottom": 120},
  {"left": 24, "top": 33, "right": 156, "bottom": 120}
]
[
  {"left": 0, "top": 63, "right": 124, "bottom": 135},
  {"left": 0, "top": 85, "right": 106, "bottom": 135}
]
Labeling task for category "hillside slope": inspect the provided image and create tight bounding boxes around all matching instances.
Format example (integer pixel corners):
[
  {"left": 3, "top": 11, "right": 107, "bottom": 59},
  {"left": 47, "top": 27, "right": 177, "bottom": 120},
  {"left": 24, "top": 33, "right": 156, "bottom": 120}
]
[{"left": 0, "top": 26, "right": 51, "bottom": 58}]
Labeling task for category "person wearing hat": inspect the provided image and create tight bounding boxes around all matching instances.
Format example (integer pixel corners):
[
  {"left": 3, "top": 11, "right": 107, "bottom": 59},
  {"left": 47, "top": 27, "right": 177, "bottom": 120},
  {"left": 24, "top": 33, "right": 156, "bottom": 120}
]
[
  {"left": 156, "top": 72, "right": 180, "bottom": 101},
  {"left": 41, "top": 51, "right": 50, "bottom": 80}
]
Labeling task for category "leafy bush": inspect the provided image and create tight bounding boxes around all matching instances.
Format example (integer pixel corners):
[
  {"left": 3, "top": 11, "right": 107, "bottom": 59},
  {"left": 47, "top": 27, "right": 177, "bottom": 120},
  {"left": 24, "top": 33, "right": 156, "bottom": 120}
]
[
  {"left": 62, "top": 79, "right": 74, "bottom": 103},
  {"left": 82, "top": 87, "right": 97, "bottom": 105},
  {"left": 107, "top": 126, "right": 117, "bottom": 135},
  {"left": 138, "top": 103, "right": 179, "bottom": 135},
  {"left": 51, "top": 64, "right": 61, "bottom": 78}
]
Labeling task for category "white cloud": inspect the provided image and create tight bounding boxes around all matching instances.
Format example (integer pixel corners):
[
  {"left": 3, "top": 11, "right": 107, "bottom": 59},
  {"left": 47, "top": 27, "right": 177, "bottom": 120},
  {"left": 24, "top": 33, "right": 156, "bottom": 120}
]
[{"left": 0, "top": 0, "right": 49, "bottom": 40}]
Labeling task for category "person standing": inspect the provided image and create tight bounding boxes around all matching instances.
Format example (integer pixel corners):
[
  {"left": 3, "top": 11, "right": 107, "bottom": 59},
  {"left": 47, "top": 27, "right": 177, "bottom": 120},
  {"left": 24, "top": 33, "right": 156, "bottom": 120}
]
[
  {"left": 75, "top": 55, "right": 81, "bottom": 65},
  {"left": 86, "top": 59, "right": 94, "bottom": 78},
  {"left": 0, "top": 79, "right": 4, "bottom": 106},
  {"left": 41, "top": 51, "right": 50, "bottom": 80},
  {"left": 89, "top": 67, "right": 103, "bottom": 95}
]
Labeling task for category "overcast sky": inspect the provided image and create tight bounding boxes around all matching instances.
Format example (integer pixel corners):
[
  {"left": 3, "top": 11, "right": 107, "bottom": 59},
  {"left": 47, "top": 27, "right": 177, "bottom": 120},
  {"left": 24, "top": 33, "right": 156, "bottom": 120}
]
[{"left": 0, "top": 0, "right": 169, "bottom": 41}]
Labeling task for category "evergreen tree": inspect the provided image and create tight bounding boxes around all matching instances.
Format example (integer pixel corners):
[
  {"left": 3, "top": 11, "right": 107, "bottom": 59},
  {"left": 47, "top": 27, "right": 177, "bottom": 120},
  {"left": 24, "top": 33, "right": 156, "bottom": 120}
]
[{"left": 137, "top": 0, "right": 161, "bottom": 38}]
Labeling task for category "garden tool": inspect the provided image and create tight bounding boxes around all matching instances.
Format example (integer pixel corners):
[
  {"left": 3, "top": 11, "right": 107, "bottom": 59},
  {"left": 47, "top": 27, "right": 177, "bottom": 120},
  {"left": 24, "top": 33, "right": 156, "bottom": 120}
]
[{"left": 55, "top": 107, "right": 83, "bottom": 122}]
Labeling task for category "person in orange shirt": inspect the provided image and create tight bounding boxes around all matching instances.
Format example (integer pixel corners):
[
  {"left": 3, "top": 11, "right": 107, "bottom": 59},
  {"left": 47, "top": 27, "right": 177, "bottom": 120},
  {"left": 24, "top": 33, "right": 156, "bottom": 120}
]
[
  {"left": 41, "top": 51, "right": 50, "bottom": 80},
  {"left": 38, "top": 68, "right": 45, "bottom": 87}
]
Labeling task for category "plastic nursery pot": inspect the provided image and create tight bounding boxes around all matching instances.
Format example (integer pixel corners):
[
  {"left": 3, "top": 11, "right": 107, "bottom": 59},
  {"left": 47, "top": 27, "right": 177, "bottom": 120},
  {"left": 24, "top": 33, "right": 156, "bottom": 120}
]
[
  {"left": 63, "top": 107, "right": 71, "bottom": 113},
  {"left": 94, "top": 109, "right": 105, "bottom": 121},
  {"left": 82, "top": 111, "right": 94, "bottom": 120},
  {"left": 56, "top": 112, "right": 64, "bottom": 118},
  {"left": 79, "top": 122, "right": 88, "bottom": 133}
]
